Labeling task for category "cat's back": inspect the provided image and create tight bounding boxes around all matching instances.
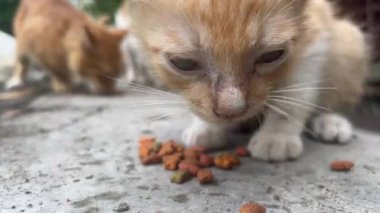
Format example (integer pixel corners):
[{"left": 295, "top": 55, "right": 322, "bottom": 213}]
[{"left": 14, "top": 0, "right": 86, "bottom": 40}]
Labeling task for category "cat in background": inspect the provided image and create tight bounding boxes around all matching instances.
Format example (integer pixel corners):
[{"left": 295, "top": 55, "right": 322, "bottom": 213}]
[
  {"left": 127, "top": 0, "right": 369, "bottom": 162},
  {"left": 6, "top": 0, "right": 127, "bottom": 94}
]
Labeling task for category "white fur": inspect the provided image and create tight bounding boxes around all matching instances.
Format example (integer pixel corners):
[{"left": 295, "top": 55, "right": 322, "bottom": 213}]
[
  {"left": 182, "top": 116, "right": 228, "bottom": 149},
  {"left": 311, "top": 113, "right": 353, "bottom": 143},
  {"left": 5, "top": 75, "right": 24, "bottom": 89},
  {"left": 248, "top": 32, "right": 331, "bottom": 162}
]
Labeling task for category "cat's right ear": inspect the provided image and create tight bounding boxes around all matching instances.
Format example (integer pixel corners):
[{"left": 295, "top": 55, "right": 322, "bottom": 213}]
[{"left": 81, "top": 25, "right": 98, "bottom": 51}]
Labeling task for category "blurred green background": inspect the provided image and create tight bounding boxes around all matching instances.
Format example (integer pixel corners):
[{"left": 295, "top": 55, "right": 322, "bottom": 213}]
[{"left": 0, "top": 0, "right": 123, "bottom": 34}]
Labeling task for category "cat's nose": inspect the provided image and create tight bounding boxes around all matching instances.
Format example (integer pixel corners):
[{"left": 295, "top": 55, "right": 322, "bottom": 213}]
[{"left": 214, "top": 87, "right": 248, "bottom": 119}]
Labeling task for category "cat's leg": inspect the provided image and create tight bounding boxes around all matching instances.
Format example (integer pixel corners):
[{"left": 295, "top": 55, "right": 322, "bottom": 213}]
[
  {"left": 50, "top": 71, "right": 72, "bottom": 93},
  {"left": 182, "top": 115, "right": 228, "bottom": 149},
  {"left": 5, "top": 55, "right": 29, "bottom": 89},
  {"left": 310, "top": 113, "right": 353, "bottom": 144},
  {"left": 91, "top": 75, "right": 120, "bottom": 95}
]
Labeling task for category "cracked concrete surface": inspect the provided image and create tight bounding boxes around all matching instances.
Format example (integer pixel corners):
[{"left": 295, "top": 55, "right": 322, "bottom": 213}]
[{"left": 1, "top": 93, "right": 380, "bottom": 213}]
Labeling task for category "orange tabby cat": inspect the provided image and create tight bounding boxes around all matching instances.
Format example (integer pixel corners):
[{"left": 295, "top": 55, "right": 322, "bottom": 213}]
[
  {"left": 128, "top": 0, "right": 369, "bottom": 162},
  {"left": 6, "top": 0, "right": 127, "bottom": 94}
]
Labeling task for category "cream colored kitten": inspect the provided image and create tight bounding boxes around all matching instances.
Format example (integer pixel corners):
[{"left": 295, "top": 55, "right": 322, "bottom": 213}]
[{"left": 128, "top": 0, "right": 369, "bottom": 162}]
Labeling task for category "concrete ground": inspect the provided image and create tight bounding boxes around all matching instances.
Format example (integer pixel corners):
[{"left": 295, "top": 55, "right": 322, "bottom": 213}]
[{"left": 1, "top": 91, "right": 380, "bottom": 213}]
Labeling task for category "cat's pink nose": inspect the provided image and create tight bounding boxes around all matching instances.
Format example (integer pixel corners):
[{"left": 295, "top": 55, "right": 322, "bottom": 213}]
[{"left": 214, "top": 87, "right": 248, "bottom": 119}]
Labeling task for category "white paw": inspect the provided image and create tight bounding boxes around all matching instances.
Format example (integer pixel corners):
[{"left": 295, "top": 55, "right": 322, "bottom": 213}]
[
  {"left": 5, "top": 77, "right": 24, "bottom": 90},
  {"left": 248, "top": 133, "right": 303, "bottom": 162},
  {"left": 311, "top": 114, "right": 353, "bottom": 144},
  {"left": 181, "top": 124, "right": 227, "bottom": 149}
]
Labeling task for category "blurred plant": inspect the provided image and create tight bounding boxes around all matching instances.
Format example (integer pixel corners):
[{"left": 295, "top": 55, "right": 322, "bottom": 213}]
[
  {"left": 83, "top": 0, "right": 124, "bottom": 24},
  {"left": 0, "top": 0, "right": 19, "bottom": 34}
]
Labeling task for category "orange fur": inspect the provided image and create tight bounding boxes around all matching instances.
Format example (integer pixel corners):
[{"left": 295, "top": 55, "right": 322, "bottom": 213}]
[
  {"left": 128, "top": 0, "right": 369, "bottom": 123},
  {"left": 11, "top": 0, "right": 127, "bottom": 94}
]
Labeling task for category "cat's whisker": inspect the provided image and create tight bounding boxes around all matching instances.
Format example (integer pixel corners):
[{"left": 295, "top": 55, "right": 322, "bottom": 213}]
[
  {"left": 281, "top": 79, "right": 332, "bottom": 90},
  {"left": 149, "top": 106, "right": 191, "bottom": 122},
  {"left": 265, "top": 102, "right": 316, "bottom": 137},
  {"left": 129, "top": 83, "right": 178, "bottom": 97},
  {"left": 269, "top": 98, "right": 315, "bottom": 111},
  {"left": 268, "top": 95, "right": 330, "bottom": 111},
  {"left": 271, "top": 87, "right": 336, "bottom": 94}
]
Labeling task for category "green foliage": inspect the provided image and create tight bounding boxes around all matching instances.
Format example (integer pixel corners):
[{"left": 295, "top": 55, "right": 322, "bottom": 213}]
[
  {"left": 0, "top": 0, "right": 20, "bottom": 34},
  {"left": 83, "top": 0, "right": 124, "bottom": 24}
]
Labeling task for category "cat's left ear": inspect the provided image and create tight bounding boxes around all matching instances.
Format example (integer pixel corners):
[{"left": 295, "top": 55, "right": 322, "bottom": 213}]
[{"left": 110, "top": 29, "right": 128, "bottom": 41}]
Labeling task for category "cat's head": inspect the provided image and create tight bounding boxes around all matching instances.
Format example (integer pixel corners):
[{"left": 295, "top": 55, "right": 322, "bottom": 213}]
[
  {"left": 129, "top": 0, "right": 308, "bottom": 123},
  {"left": 72, "top": 22, "right": 128, "bottom": 79}
]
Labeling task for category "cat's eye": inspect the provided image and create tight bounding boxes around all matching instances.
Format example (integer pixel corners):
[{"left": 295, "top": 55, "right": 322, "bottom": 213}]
[
  {"left": 169, "top": 57, "right": 200, "bottom": 72},
  {"left": 256, "top": 49, "right": 286, "bottom": 64}
]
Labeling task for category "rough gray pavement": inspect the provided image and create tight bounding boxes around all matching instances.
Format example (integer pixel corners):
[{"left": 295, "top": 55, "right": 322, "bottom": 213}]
[{"left": 0, "top": 92, "right": 380, "bottom": 213}]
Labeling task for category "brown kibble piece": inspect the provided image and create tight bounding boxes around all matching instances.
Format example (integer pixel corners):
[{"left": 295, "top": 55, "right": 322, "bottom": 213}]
[
  {"left": 141, "top": 154, "right": 162, "bottom": 165},
  {"left": 139, "top": 136, "right": 156, "bottom": 160},
  {"left": 214, "top": 153, "right": 240, "bottom": 170},
  {"left": 158, "top": 141, "right": 176, "bottom": 157},
  {"left": 173, "top": 143, "right": 185, "bottom": 153},
  {"left": 163, "top": 154, "right": 183, "bottom": 171},
  {"left": 187, "top": 164, "right": 201, "bottom": 176},
  {"left": 149, "top": 143, "right": 162, "bottom": 154},
  {"left": 330, "top": 160, "right": 354, "bottom": 172},
  {"left": 236, "top": 146, "right": 250, "bottom": 157},
  {"left": 240, "top": 202, "right": 266, "bottom": 213},
  {"left": 199, "top": 154, "right": 214, "bottom": 167},
  {"left": 171, "top": 171, "right": 192, "bottom": 184},
  {"left": 179, "top": 160, "right": 200, "bottom": 176},
  {"left": 184, "top": 149, "right": 201, "bottom": 160},
  {"left": 197, "top": 169, "right": 214, "bottom": 184}
]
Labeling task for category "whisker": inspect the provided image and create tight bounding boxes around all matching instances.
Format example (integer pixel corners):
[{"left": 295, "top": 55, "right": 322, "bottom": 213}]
[
  {"left": 265, "top": 102, "right": 315, "bottom": 137},
  {"left": 281, "top": 79, "right": 331, "bottom": 90},
  {"left": 272, "top": 87, "right": 336, "bottom": 94},
  {"left": 268, "top": 95, "right": 330, "bottom": 111},
  {"left": 129, "top": 83, "right": 178, "bottom": 97}
]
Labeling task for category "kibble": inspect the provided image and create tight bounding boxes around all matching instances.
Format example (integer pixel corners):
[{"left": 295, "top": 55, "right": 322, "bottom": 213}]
[
  {"left": 330, "top": 160, "right": 354, "bottom": 172},
  {"left": 239, "top": 202, "right": 266, "bottom": 213},
  {"left": 171, "top": 171, "right": 192, "bottom": 184},
  {"left": 197, "top": 169, "right": 214, "bottom": 184},
  {"left": 236, "top": 146, "right": 250, "bottom": 157}
]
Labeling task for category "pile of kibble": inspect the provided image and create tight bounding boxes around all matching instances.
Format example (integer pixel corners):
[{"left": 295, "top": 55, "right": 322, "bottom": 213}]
[{"left": 138, "top": 136, "right": 250, "bottom": 184}]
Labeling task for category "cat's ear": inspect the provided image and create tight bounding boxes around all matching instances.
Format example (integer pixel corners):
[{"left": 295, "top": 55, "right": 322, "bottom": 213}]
[
  {"left": 112, "top": 29, "right": 128, "bottom": 41},
  {"left": 81, "top": 25, "right": 98, "bottom": 50}
]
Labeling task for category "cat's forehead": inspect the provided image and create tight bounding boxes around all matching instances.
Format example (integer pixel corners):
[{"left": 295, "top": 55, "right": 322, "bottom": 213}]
[{"left": 153, "top": 0, "right": 303, "bottom": 51}]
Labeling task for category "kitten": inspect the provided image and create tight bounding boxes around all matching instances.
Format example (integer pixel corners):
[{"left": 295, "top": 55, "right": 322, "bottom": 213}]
[
  {"left": 115, "top": 1, "right": 160, "bottom": 87},
  {"left": 127, "top": 0, "right": 369, "bottom": 162},
  {"left": 6, "top": 0, "right": 127, "bottom": 94}
]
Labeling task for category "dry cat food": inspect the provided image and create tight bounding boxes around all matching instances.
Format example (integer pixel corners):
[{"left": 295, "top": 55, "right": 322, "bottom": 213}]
[
  {"left": 239, "top": 202, "right": 266, "bottom": 213},
  {"left": 138, "top": 136, "right": 247, "bottom": 185},
  {"left": 236, "top": 146, "right": 250, "bottom": 157},
  {"left": 171, "top": 171, "right": 192, "bottom": 184},
  {"left": 330, "top": 160, "right": 354, "bottom": 172},
  {"left": 214, "top": 152, "right": 241, "bottom": 170},
  {"left": 197, "top": 169, "right": 214, "bottom": 184}
]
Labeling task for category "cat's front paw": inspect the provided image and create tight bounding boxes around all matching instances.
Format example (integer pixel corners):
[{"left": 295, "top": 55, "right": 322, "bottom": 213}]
[
  {"left": 248, "top": 133, "right": 303, "bottom": 162},
  {"left": 181, "top": 124, "right": 227, "bottom": 149},
  {"left": 5, "top": 76, "right": 24, "bottom": 90},
  {"left": 311, "top": 113, "right": 353, "bottom": 144}
]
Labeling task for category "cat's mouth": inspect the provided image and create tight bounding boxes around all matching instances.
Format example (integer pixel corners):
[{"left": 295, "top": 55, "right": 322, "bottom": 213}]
[{"left": 193, "top": 104, "right": 265, "bottom": 125}]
